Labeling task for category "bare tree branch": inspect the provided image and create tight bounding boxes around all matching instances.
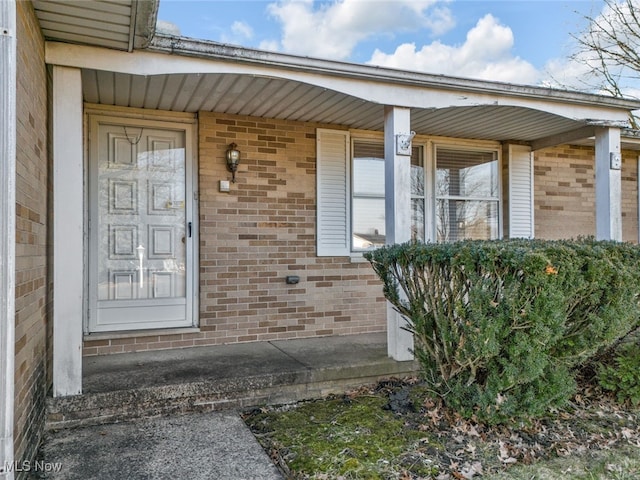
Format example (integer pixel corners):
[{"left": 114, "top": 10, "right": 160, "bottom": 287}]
[{"left": 570, "top": 0, "right": 640, "bottom": 127}]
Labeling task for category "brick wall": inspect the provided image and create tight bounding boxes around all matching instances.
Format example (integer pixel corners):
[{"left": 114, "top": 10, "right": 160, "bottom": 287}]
[
  {"left": 534, "top": 145, "right": 638, "bottom": 242},
  {"left": 83, "top": 112, "right": 386, "bottom": 355},
  {"left": 82, "top": 121, "right": 640, "bottom": 356},
  {"left": 14, "top": 0, "right": 50, "bottom": 471}
]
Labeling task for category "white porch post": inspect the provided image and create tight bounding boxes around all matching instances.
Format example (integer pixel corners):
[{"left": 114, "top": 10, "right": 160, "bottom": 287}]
[
  {"left": 384, "top": 106, "right": 414, "bottom": 361},
  {"left": 53, "top": 66, "right": 83, "bottom": 396},
  {"left": 594, "top": 127, "right": 622, "bottom": 241},
  {"left": 0, "top": 0, "right": 17, "bottom": 476}
]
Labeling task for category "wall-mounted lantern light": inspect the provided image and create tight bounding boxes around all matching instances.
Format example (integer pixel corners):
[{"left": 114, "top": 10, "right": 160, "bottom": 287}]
[{"left": 226, "top": 142, "right": 241, "bottom": 182}]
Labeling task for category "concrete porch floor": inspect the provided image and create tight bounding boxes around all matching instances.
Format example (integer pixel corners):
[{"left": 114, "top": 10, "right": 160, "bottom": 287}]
[{"left": 46, "top": 332, "right": 418, "bottom": 430}]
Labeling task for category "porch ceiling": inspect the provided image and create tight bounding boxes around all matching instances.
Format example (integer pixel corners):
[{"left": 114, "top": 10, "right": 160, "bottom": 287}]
[
  {"left": 33, "top": 0, "right": 157, "bottom": 51},
  {"left": 81, "top": 69, "right": 584, "bottom": 143}
]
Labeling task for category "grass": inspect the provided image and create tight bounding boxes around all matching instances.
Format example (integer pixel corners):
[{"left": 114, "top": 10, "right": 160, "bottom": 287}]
[
  {"left": 246, "top": 393, "right": 437, "bottom": 478},
  {"left": 243, "top": 379, "right": 640, "bottom": 480}
]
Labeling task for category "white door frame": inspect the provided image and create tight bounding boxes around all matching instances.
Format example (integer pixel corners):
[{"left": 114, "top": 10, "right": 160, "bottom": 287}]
[{"left": 85, "top": 111, "right": 198, "bottom": 334}]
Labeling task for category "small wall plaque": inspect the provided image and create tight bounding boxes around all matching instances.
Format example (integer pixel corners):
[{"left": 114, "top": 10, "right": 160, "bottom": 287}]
[{"left": 610, "top": 152, "right": 622, "bottom": 170}]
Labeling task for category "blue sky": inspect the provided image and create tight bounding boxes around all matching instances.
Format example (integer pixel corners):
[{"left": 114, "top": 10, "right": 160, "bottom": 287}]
[{"left": 156, "top": 0, "right": 604, "bottom": 87}]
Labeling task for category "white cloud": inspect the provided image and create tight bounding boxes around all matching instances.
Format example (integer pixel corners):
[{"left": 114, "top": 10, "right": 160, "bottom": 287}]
[
  {"left": 220, "top": 20, "right": 254, "bottom": 45},
  {"left": 265, "top": 0, "right": 454, "bottom": 60},
  {"left": 541, "top": 55, "right": 596, "bottom": 92},
  {"left": 156, "top": 19, "right": 181, "bottom": 36},
  {"left": 259, "top": 39, "right": 281, "bottom": 52},
  {"left": 231, "top": 21, "right": 253, "bottom": 40},
  {"left": 367, "top": 14, "right": 539, "bottom": 84}
]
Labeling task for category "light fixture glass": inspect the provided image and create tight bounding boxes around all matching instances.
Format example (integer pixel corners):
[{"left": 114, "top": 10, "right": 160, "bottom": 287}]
[{"left": 226, "top": 143, "right": 240, "bottom": 182}]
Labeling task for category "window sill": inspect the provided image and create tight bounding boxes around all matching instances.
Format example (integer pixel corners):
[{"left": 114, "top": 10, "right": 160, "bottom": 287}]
[{"left": 350, "top": 252, "right": 369, "bottom": 263}]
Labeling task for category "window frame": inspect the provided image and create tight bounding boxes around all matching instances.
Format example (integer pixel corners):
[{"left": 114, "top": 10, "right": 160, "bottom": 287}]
[
  {"left": 349, "top": 138, "right": 427, "bottom": 252},
  {"left": 350, "top": 138, "right": 386, "bottom": 252},
  {"left": 348, "top": 139, "right": 502, "bottom": 251},
  {"left": 410, "top": 144, "right": 427, "bottom": 243},
  {"left": 430, "top": 143, "right": 503, "bottom": 242},
  {"left": 315, "top": 128, "right": 504, "bottom": 258}
]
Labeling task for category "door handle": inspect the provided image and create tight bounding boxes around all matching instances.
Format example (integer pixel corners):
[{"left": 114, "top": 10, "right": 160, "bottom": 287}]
[
  {"left": 188, "top": 222, "right": 192, "bottom": 238},
  {"left": 136, "top": 244, "right": 145, "bottom": 289}
]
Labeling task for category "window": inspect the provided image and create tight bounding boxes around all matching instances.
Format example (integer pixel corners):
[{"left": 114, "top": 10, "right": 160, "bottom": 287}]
[
  {"left": 411, "top": 146, "right": 426, "bottom": 242},
  {"left": 352, "top": 142, "right": 385, "bottom": 249},
  {"left": 435, "top": 147, "right": 499, "bottom": 242},
  {"left": 351, "top": 140, "right": 424, "bottom": 250},
  {"left": 316, "top": 130, "right": 507, "bottom": 257}
]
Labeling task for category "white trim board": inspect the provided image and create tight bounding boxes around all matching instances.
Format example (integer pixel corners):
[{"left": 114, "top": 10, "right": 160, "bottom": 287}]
[
  {"left": 53, "top": 65, "right": 84, "bottom": 397},
  {"left": 1, "top": 0, "right": 17, "bottom": 474}
]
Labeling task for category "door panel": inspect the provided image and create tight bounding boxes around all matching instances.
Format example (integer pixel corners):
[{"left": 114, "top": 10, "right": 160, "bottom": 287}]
[{"left": 89, "top": 118, "right": 193, "bottom": 332}]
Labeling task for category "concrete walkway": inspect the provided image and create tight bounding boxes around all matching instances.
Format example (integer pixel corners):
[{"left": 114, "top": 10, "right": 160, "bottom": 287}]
[
  {"left": 37, "top": 411, "right": 282, "bottom": 480},
  {"left": 37, "top": 333, "right": 417, "bottom": 479}
]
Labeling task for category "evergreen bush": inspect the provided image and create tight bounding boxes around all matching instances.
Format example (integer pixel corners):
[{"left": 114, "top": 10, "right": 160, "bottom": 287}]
[
  {"left": 365, "top": 239, "right": 640, "bottom": 423},
  {"left": 597, "top": 335, "right": 640, "bottom": 406}
]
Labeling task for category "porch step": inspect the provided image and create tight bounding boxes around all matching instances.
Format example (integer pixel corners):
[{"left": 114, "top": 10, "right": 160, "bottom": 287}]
[{"left": 46, "top": 333, "right": 418, "bottom": 430}]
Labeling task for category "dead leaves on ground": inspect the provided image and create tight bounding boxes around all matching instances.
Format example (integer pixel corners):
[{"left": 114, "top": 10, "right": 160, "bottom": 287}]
[
  {"left": 246, "top": 378, "right": 640, "bottom": 479},
  {"left": 410, "top": 381, "right": 639, "bottom": 479}
]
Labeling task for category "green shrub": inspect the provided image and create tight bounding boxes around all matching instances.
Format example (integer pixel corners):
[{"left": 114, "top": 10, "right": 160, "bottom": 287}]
[
  {"left": 550, "top": 239, "right": 640, "bottom": 365},
  {"left": 597, "top": 338, "right": 640, "bottom": 406},
  {"left": 365, "top": 239, "right": 640, "bottom": 424}
]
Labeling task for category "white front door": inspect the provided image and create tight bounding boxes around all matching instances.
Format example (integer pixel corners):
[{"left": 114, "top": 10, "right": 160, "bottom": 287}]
[{"left": 88, "top": 116, "right": 195, "bottom": 332}]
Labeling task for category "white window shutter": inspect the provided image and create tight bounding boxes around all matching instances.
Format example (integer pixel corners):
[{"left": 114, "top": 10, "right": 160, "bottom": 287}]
[
  {"left": 508, "top": 144, "right": 534, "bottom": 238},
  {"left": 316, "top": 129, "right": 350, "bottom": 256}
]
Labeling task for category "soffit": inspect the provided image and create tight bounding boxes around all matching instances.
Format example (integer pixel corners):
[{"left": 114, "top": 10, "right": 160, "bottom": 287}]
[
  {"left": 33, "top": 0, "right": 157, "bottom": 51},
  {"left": 81, "top": 69, "right": 587, "bottom": 143}
]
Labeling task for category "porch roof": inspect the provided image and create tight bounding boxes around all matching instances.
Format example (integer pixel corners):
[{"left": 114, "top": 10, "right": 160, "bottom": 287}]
[
  {"left": 32, "top": 0, "right": 158, "bottom": 52},
  {"left": 45, "top": 25, "right": 640, "bottom": 150}
]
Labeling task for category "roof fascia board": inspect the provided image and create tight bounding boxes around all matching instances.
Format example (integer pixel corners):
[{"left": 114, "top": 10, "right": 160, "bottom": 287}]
[
  {"left": 149, "top": 35, "right": 640, "bottom": 112},
  {"left": 622, "top": 128, "right": 640, "bottom": 141},
  {"left": 45, "top": 41, "right": 636, "bottom": 124}
]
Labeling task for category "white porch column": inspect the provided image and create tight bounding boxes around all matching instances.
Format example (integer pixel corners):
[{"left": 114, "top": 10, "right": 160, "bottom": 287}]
[
  {"left": 594, "top": 127, "right": 622, "bottom": 241},
  {"left": 53, "top": 66, "right": 83, "bottom": 396},
  {"left": 1, "top": 0, "right": 17, "bottom": 476},
  {"left": 384, "top": 106, "right": 414, "bottom": 361}
]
